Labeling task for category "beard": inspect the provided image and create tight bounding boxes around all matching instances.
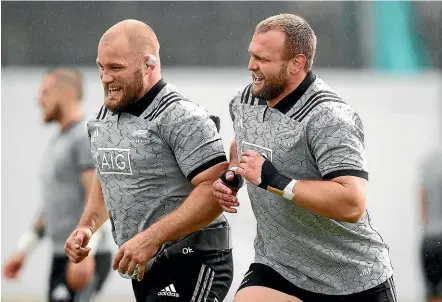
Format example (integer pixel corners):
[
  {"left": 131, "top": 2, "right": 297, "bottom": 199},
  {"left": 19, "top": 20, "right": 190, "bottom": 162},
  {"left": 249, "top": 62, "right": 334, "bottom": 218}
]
[
  {"left": 43, "top": 103, "right": 61, "bottom": 124},
  {"left": 252, "top": 63, "right": 289, "bottom": 101},
  {"left": 104, "top": 69, "right": 144, "bottom": 113}
]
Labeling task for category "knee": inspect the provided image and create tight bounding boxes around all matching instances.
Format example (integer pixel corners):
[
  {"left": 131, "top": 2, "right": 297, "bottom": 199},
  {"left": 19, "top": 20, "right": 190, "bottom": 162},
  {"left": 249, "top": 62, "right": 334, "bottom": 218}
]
[{"left": 65, "top": 256, "right": 95, "bottom": 291}]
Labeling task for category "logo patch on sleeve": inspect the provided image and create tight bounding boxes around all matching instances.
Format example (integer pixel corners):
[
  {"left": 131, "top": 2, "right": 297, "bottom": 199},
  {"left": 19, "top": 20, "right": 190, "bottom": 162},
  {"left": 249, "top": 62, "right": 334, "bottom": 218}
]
[{"left": 96, "top": 148, "right": 133, "bottom": 175}]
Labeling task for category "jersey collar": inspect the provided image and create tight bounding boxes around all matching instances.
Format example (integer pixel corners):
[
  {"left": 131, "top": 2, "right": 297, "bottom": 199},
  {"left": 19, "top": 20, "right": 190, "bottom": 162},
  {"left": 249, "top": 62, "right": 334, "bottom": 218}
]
[
  {"left": 273, "top": 71, "right": 316, "bottom": 114},
  {"left": 123, "top": 78, "right": 167, "bottom": 117}
]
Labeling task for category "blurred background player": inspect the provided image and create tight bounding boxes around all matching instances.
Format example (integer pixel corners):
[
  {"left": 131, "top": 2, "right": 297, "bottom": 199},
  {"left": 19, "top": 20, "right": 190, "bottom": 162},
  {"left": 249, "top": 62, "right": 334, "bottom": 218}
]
[
  {"left": 2, "top": 68, "right": 112, "bottom": 302},
  {"left": 420, "top": 145, "right": 442, "bottom": 302}
]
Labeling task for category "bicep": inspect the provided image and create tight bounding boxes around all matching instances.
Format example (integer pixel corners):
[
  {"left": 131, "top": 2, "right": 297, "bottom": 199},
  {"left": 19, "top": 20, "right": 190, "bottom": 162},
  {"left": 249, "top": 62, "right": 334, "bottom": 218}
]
[{"left": 331, "top": 175, "right": 367, "bottom": 194}]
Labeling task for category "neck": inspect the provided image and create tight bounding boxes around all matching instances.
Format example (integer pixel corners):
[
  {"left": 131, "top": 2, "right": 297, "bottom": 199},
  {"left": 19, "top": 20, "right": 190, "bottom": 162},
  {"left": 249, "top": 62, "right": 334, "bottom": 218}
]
[
  {"left": 138, "top": 71, "right": 162, "bottom": 99},
  {"left": 58, "top": 103, "right": 83, "bottom": 131},
  {"left": 267, "top": 71, "right": 307, "bottom": 108}
]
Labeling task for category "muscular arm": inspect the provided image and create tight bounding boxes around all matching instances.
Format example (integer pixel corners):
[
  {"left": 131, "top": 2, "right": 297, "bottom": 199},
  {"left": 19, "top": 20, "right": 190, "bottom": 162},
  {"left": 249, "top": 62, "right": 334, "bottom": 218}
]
[
  {"left": 145, "top": 161, "right": 228, "bottom": 244},
  {"left": 290, "top": 176, "right": 366, "bottom": 223},
  {"left": 77, "top": 172, "right": 109, "bottom": 233}
]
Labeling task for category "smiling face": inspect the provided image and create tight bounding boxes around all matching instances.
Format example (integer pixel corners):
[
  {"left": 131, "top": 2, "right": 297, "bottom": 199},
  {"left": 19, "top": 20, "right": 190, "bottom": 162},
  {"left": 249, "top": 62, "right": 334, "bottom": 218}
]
[
  {"left": 96, "top": 36, "right": 145, "bottom": 113},
  {"left": 247, "top": 30, "right": 291, "bottom": 101}
]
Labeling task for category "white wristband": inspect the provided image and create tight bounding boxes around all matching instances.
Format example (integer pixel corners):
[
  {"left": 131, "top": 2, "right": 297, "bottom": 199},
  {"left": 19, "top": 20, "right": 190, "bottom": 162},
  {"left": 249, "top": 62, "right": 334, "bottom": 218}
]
[
  {"left": 87, "top": 228, "right": 102, "bottom": 256},
  {"left": 282, "top": 179, "right": 297, "bottom": 200},
  {"left": 17, "top": 231, "right": 40, "bottom": 255}
]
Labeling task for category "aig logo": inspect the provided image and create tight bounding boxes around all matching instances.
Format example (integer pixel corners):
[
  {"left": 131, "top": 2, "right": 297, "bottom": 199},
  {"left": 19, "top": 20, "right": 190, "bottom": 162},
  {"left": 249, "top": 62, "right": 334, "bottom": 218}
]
[{"left": 96, "top": 148, "right": 133, "bottom": 175}]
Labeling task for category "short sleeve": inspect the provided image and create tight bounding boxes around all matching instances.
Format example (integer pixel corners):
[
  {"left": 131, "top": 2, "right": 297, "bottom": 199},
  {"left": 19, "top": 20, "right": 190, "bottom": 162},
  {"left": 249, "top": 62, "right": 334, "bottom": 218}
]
[
  {"left": 74, "top": 124, "right": 95, "bottom": 171},
  {"left": 160, "top": 101, "right": 227, "bottom": 181},
  {"left": 307, "top": 104, "right": 368, "bottom": 180}
]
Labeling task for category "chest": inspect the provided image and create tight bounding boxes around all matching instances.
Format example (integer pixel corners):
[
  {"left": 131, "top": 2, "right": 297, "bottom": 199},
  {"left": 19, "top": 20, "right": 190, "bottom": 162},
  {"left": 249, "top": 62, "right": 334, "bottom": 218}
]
[
  {"left": 88, "top": 115, "right": 167, "bottom": 177},
  {"left": 233, "top": 103, "right": 307, "bottom": 164}
]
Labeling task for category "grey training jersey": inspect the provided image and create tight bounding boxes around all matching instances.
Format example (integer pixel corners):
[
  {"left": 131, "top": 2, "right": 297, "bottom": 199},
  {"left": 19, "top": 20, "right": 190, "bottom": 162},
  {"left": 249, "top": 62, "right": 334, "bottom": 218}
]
[
  {"left": 229, "top": 72, "right": 393, "bottom": 295},
  {"left": 87, "top": 82, "right": 227, "bottom": 248},
  {"left": 421, "top": 147, "right": 442, "bottom": 237},
  {"left": 42, "top": 120, "right": 109, "bottom": 254}
]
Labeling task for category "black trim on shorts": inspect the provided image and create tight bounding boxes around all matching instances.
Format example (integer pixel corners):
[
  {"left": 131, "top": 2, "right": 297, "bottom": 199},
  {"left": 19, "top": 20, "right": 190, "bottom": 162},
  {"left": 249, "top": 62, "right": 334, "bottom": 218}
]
[
  {"left": 323, "top": 169, "right": 369, "bottom": 181},
  {"left": 187, "top": 155, "right": 227, "bottom": 182},
  {"left": 238, "top": 263, "right": 396, "bottom": 302}
]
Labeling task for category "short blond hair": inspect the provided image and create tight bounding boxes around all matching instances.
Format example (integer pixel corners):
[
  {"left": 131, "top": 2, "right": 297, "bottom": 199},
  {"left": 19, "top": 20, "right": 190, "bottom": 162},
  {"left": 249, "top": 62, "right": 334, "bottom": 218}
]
[{"left": 256, "top": 14, "right": 317, "bottom": 71}]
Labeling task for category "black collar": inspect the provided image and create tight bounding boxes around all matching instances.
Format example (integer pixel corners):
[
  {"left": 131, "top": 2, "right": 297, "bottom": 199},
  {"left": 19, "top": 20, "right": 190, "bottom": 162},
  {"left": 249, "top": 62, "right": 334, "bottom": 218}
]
[
  {"left": 273, "top": 71, "right": 316, "bottom": 114},
  {"left": 123, "top": 78, "right": 167, "bottom": 116}
]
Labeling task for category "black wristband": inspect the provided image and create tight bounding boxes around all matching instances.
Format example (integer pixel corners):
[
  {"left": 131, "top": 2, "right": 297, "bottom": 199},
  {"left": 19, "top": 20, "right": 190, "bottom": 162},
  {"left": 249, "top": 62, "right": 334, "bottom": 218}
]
[
  {"left": 220, "top": 168, "right": 244, "bottom": 190},
  {"left": 258, "top": 159, "right": 291, "bottom": 192}
]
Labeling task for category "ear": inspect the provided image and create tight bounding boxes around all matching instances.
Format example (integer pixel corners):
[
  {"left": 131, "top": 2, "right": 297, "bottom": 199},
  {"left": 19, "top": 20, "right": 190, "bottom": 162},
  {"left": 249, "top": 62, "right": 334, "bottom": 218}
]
[
  {"left": 289, "top": 54, "right": 307, "bottom": 75},
  {"left": 143, "top": 54, "right": 157, "bottom": 74}
]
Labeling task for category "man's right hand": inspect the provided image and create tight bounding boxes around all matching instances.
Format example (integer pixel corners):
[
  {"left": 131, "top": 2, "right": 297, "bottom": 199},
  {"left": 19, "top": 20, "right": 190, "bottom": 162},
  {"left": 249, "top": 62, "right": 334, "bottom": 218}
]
[
  {"left": 213, "top": 170, "right": 240, "bottom": 213},
  {"left": 64, "top": 227, "right": 92, "bottom": 263},
  {"left": 2, "top": 252, "right": 26, "bottom": 279}
]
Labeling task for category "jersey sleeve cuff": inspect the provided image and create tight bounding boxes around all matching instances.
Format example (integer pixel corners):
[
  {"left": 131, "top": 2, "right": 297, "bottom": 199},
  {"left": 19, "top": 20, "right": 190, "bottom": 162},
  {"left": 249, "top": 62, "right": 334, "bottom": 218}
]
[
  {"left": 323, "top": 169, "right": 368, "bottom": 181},
  {"left": 187, "top": 155, "right": 227, "bottom": 181}
]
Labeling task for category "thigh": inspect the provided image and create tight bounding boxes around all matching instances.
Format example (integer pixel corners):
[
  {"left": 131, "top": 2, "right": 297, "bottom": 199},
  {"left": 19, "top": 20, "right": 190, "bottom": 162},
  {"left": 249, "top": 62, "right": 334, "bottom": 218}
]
[
  {"left": 132, "top": 250, "right": 234, "bottom": 302},
  {"left": 235, "top": 286, "right": 302, "bottom": 302},
  {"left": 48, "top": 255, "right": 77, "bottom": 302},
  {"left": 236, "top": 263, "right": 304, "bottom": 302}
]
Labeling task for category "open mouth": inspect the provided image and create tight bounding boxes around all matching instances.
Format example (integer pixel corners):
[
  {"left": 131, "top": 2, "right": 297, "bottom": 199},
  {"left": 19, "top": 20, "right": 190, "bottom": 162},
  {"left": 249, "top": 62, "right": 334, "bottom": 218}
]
[
  {"left": 253, "top": 74, "right": 264, "bottom": 84},
  {"left": 108, "top": 87, "right": 121, "bottom": 95}
]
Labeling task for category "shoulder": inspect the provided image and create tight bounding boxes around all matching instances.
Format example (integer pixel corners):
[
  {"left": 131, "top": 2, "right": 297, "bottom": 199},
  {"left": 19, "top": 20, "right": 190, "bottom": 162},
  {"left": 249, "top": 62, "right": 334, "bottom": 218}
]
[
  {"left": 230, "top": 83, "right": 255, "bottom": 106},
  {"left": 161, "top": 98, "right": 220, "bottom": 130},
  {"left": 300, "top": 76, "right": 362, "bottom": 128},
  {"left": 87, "top": 105, "right": 111, "bottom": 124}
]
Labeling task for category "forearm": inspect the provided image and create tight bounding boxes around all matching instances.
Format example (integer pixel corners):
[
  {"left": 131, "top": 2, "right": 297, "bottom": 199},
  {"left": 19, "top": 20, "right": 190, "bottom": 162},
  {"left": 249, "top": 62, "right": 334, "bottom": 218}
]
[
  {"left": 148, "top": 181, "right": 223, "bottom": 244},
  {"left": 229, "top": 140, "right": 239, "bottom": 167},
  {"left": 17, "top": 213, "right": 45, "bottom": 254},
  {"left": 292, "top": 179, "right": 366, "bottom": 223},
  {"left": 77, "top": 173, "right": 108, "bottom": 233},
  {"left": 32, "top": 213, "right": 45, "bottom": 238}
]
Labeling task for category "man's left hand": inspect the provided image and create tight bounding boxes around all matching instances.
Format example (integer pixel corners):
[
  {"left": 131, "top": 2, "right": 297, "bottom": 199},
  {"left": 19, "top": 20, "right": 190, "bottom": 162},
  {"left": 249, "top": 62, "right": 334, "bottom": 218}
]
[
  {"left": 112, "top": 230, "right": 161, "bottom": 281},
  {"left": 237, "top": 150, "right": 265, "bottom": 186}
]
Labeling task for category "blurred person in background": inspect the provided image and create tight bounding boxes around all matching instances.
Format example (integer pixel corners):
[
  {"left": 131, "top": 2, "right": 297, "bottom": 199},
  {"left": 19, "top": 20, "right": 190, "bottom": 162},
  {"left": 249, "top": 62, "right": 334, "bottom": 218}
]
[
  {"left": 64, "top": 20, "right": 233, "bottom": 302},
  {"left": 2, "top": 68, "right": 112, "bottom": 302},
  {"left": 419, "top": 145, "right": 442, "bottom": 302},
  {"left": 214, "top": 13, "right": 397, "bottom": 302}
]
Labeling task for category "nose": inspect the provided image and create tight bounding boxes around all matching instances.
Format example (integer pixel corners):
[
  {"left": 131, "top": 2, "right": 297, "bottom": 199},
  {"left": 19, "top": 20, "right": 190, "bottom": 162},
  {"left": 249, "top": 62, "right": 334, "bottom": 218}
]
[
  {"left": 248, "top": 57, "right": 258, "bottom": 72},
  {"left": 101, "top": 70, "right": 114, "bottom": 84}
]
